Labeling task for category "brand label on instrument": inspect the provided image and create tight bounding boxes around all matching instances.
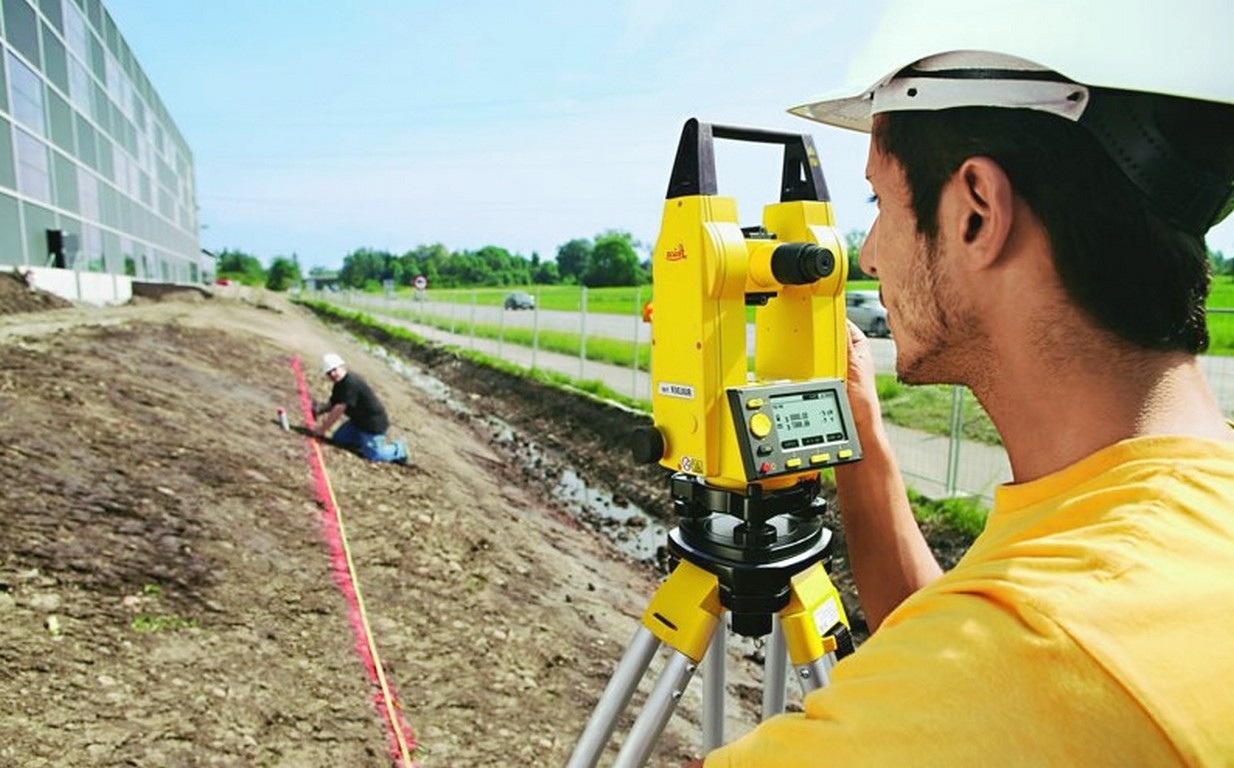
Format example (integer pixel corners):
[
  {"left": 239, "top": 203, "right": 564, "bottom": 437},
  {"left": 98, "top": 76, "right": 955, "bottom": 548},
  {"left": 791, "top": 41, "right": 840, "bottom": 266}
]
[{"left": 658, "top": 382, "right": 695, "bottom": 399}]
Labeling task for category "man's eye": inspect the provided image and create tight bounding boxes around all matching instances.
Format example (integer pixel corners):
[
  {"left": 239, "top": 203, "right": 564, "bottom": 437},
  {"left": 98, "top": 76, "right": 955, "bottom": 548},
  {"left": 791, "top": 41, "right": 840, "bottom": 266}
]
[{"left": 867, "top": 193, "right": 879, "bottom": 205}]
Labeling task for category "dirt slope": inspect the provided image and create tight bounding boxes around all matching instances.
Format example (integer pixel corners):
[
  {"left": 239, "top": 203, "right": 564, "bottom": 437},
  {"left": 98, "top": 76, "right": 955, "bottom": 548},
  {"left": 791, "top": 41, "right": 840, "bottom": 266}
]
[
  {"left": 0, "top": 286, "right": 719, "bottom": 767},
  {"left": 0, "top": 282, "right": 970, "bottom": 767}
]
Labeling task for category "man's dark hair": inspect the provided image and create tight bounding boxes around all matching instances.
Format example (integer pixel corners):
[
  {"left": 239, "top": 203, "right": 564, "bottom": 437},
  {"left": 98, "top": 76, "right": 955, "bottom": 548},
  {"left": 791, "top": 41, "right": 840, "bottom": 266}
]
[{"left": 874, "top": 94, "right": 1234, "bottom": 354}]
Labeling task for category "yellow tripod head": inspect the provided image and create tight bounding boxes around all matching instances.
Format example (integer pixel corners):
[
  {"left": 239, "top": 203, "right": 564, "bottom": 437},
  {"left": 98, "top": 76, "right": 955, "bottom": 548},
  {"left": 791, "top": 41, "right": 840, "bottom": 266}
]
[{"left": 632, "top": 119, "right": 862, "bottom": 493}]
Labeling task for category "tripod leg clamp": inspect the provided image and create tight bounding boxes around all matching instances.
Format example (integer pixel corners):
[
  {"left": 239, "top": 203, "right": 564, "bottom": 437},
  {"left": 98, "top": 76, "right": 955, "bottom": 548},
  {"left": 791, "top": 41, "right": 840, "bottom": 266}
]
[
  {"left": 778, "top": 562, "right": 850, "bottom": 665},
  {"left": 641, "top": 560, "right": 723, "bottom": 663}
]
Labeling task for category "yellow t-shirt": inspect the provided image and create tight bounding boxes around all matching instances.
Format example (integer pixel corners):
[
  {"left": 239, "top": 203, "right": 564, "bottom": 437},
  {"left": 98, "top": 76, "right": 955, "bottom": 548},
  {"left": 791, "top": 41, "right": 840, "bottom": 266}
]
[{"left": 706, "top": 436, "right": 1234, "bottom": 766}]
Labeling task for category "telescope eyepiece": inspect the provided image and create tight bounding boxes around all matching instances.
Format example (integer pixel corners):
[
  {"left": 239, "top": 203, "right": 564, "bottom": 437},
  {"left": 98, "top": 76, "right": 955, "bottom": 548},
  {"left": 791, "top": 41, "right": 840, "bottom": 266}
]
[{"left": 770, "top": 243, "right": 835, "bottom": 285}]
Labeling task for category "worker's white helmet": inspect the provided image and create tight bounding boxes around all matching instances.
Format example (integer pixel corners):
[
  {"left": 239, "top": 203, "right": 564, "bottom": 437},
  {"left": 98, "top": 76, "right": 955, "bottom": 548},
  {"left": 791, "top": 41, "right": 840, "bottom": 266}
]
[
  {"left": 791, "top": 0, "right": 1234, "bottom": 131},
  {"left": 321, "top": 353, "right": 345, "bottom": 376},
  {"left": 789, "top": 0, "right": 1234, "bottom": 233}
]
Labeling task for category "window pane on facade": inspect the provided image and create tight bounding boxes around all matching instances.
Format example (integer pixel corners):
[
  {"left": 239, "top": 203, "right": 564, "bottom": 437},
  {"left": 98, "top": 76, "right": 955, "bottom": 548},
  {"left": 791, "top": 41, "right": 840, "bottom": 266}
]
[
  {"left": 88, "top": 30, "right": 104, "bottom": 80},
  {"left": 14, "top": 127, "right": 51, "bottom": 203},
  {"left": 21, "top": 200, "right": 55, "bottom": 266},
  {"left": 0, "top": 44, "right": 7, "bottom": 112},
  {"left": 99, "top": 181, "right": 115, "bottom": 226},
  {"left": 46, "top": 87, "right": 73, "bottom": 152},
  {"left": 41, "top": 22, "right": 69, "bottom": 93},
  {"left": 58, "top": 213, "right": 81, "bottom": 267},
  {"left": 102, "top": 228, "right": 119, "bottom": 272},
  {"left": 0, "top": 117, "right": 15, "bottom": 188},
  {"left": 84, "top": 0, "right": 100, "bottom": 36},
  {"left": 96, "top": 129, "right": 112, "bottom": 178},
  {"left": 7, "top": 51, "right": 46, "bottom": 135},
  {"left": 81, "top": 221, "right": 101, "bottom": 270},
  {"left": 67, "top": 56, "right": 91, "bottom": 114},
  {"left": 63, "top": 0, "right": 87, "bottom": 62},
  {"left": 2, "top": 0, "right": 40, "bottom": 64},
  {"left": 53, "top": 151, "right": 77, "bottom": 212},
  {"left": 74, "top": 111, "right": 95, "bottom": 167},
  {"left": 111, "top": 141, "right": 125, "bottom": 186},
  {"left": 0, "top": 193, "right": 23, "bottom": 266},
  {"left": 76, "top": 164, "right": 97, "bottom": 220},
  {"left": 92, "top": 81, "right": 106, "bottom": 126},
  {"left": 39, "top": 0, "right": 63, "bottom": 34}
]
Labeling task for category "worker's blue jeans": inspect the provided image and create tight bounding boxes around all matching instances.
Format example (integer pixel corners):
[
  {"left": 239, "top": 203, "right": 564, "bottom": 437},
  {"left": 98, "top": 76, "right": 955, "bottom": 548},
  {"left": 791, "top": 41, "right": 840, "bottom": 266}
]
[{"left": 331, "top": 421, "right": 408, "bottom": 463}]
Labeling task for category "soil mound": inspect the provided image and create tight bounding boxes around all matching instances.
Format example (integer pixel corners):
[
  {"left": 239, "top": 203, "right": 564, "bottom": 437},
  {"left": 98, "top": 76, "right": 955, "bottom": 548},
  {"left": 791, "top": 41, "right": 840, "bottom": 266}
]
[{"left": 0, "top": 271, "right": 74, "bottom": 315}]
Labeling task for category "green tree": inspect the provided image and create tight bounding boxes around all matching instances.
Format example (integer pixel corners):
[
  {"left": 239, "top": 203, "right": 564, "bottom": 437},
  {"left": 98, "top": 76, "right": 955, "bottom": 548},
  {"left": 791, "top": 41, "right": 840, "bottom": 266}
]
[
  {"left": 532, "top": 259, "right": 560, "bottom": 284},
  {"left": 339, "top": 248, "right": 395, "bottom": 288},
  {"left": 266, "top": 254, "right": 302, "bottom": 291},
  {"left": 1210, "top": 247, "right": 1230, "bottom": 276},
  {"left": 556, "top": 238, "right": 593, "bottom": 285},
  {"left": 217, "top": 249, "right": 266, "bottom": 286},
  {"left": 584, "top": 231, "right": 645, "bottom": 287},
  {"left": 844, "top": 230, "right": 870, "bottom": 280}
]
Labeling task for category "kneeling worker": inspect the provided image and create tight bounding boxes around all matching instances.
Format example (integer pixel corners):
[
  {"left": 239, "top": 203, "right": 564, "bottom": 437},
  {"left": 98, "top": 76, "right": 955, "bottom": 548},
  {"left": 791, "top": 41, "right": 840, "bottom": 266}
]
[{"left": 313, "top": 353, "right": 408, "bottom": 464}]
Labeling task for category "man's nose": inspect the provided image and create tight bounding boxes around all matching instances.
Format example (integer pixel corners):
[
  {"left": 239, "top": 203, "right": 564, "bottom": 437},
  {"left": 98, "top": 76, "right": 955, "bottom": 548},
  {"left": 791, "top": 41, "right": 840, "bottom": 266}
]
[{"left": 859, "top": 219, "right": 879, "bottom": 277}]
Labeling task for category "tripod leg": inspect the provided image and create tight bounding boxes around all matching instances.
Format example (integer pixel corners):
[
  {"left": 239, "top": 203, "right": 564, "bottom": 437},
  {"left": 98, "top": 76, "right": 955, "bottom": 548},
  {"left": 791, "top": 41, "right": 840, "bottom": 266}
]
[
  {"left": 613, "top": 647, "right": 703, "bottom": 768},
  {"left": 762, "top": 614, "right": 789, "bottom": 719},
  {"left": 702, "top": 613, "right": 727, "bottom": 750},
  {"left": 566, "top": 626, "right": 661, "bottom": 768},
  {"left": 571, "top": 559, "right": 723, "bottom": 766}
]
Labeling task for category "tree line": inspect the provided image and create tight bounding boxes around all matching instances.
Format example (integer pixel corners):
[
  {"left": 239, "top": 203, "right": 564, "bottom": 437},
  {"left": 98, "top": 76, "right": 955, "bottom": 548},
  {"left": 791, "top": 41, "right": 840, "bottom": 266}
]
[
  {"left": 215, "top": 231, "right": 1233, "bottom": 292},
  {"left": 216, "top": 231, "right": 649, "bottom": 292}
]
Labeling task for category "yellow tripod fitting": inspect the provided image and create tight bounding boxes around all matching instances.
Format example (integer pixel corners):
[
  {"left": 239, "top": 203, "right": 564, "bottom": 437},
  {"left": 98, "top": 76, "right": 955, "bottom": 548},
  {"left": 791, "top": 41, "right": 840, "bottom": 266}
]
[
  {"left": 641, "top": 559, "right": 723, "bottom": 663},
  {"left": 779, "top": 562, "right": 851, "bottom": 666}
]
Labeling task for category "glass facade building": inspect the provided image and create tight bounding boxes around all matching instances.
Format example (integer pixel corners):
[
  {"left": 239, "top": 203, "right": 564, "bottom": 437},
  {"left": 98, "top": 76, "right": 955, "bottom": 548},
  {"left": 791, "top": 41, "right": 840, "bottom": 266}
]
[{"left": 1, "top": 0, "right": 206, "bottom": 283}]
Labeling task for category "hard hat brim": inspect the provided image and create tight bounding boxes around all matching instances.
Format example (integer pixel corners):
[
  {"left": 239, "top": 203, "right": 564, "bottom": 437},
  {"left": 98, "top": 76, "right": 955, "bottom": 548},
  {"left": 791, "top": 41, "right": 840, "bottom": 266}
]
[{"left": 789, "top": 51, "right": 1089, "bottom": 133}]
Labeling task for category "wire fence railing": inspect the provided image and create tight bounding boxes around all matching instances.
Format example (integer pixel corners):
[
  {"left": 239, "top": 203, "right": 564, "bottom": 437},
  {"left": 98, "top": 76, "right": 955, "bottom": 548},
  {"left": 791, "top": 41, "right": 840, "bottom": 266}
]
[{"left": 317, "top": 288, "right": 1234, "bottom": 506}]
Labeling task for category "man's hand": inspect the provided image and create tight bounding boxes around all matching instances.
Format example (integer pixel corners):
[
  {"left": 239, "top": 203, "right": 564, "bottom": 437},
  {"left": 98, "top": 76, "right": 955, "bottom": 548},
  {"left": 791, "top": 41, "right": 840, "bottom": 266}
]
[{"left": 844, "top": 319, "right": 883, "bottom": 433}]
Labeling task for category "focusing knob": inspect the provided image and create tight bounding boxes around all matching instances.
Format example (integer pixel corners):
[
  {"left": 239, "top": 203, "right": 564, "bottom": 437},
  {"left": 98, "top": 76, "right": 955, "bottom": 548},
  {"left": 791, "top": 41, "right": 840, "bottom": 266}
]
[
  {"left": 770, "top": 243, "right": 836, "bottom": 285},
  {"left": 630, "top": 427, "right": 666, "bottom": 465}
]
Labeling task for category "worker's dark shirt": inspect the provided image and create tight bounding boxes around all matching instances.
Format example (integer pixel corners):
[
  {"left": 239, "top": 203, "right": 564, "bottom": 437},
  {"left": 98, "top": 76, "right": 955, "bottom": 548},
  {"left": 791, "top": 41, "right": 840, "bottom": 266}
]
[{"left": 328, "top": 372, "right": 389, "bottom": 434}]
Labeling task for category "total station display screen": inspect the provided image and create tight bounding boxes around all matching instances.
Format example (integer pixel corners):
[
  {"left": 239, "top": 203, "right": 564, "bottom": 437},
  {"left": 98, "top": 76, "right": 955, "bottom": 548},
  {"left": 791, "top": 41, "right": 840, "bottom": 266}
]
[{"left": 771, "top": 389, "right": 846, "bottom": 448}]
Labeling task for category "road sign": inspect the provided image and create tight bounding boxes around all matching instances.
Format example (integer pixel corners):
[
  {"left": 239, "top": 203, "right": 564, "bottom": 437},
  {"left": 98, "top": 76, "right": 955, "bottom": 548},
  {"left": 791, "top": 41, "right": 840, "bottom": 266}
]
[{"left": 413, "top": 275, "right": 428, "bottom": 291}]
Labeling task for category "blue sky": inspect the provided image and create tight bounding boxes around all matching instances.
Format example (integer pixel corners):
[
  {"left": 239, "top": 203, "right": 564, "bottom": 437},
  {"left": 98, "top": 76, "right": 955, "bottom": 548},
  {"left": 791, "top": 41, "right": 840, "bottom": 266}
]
[
  {"left": 101, "top": 1, "right": 886, "bottom": 270},
  {"left": 103, "top": 1, "right": 1234, "bottom": 271}
]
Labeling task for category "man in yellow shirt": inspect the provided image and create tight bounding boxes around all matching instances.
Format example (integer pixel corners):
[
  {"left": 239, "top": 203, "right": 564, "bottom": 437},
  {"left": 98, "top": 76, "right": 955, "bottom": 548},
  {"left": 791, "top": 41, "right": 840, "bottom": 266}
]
[{"left": 705, "top": 0, "right": 1234, "bottom": 764}]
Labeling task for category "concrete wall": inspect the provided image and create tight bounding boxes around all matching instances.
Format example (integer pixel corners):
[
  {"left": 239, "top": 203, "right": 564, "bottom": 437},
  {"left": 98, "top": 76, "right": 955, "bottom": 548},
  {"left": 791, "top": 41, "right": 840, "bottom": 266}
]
[{"left": 0, "top": 266, "right": 133, "bottom": 306}]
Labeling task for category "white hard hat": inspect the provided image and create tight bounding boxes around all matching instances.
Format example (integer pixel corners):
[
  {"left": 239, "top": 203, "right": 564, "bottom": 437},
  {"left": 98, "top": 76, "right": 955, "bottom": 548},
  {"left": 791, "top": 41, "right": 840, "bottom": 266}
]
[
  {"left": 789, "top": 0, "right": 1234, "bottom": 233},
  {"left": 321, "top": 353, "right": 345, "bottom": 376},
  {"left": 791, "top": 0, "right": 1234, "bottom": 132}
]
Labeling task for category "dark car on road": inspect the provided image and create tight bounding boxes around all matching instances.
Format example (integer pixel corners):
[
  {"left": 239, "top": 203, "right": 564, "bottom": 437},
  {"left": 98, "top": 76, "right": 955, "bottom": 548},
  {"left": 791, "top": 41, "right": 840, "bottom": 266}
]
[
  {"left": 504, "top": 291, "right": 536, "bottom": 310},
  {"left": 846, "top": 290, "right": 890, "bottom": 337}
]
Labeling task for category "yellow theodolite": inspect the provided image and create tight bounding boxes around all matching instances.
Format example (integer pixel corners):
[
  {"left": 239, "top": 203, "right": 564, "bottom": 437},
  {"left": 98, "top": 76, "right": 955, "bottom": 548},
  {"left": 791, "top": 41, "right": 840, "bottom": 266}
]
[{"left": 568, "top": 119, "right": 863, "bottom": 767}]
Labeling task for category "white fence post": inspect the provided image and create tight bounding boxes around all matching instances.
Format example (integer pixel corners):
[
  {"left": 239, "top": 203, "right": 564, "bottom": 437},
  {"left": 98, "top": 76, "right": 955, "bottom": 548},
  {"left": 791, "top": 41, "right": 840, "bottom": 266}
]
[
  {"left": 631, "top": 285, "right": 643, "bottom": 399},
  {"left": 578, "top": 286, "right": 588, "bottom": 380}
]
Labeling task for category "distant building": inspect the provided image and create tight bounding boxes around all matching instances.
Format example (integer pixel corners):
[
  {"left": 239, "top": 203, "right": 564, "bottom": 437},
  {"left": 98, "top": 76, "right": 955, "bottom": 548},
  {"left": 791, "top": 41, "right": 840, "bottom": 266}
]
[
  {"left": 0, "top": 0, "right": 205, "bottom": 284},
  {"left": 305, "top": 270, "right": 340, "bottom": 292}
]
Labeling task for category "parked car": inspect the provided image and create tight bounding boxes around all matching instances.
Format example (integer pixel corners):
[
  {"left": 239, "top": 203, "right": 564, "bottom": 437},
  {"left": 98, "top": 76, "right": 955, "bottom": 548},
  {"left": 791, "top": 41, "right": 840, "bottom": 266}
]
[
  {"left": 846, "top": 290, "right": 890, "bottom": 337},
  {"left": 504, "top": 291, "right": 536, "bottom": 310}
]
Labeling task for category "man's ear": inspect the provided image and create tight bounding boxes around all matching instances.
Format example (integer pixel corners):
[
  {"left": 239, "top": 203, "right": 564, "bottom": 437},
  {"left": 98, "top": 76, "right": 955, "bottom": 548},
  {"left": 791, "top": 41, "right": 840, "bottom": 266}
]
[{"left": 948, "top": 157, "right": 1015, "bottom": 269}]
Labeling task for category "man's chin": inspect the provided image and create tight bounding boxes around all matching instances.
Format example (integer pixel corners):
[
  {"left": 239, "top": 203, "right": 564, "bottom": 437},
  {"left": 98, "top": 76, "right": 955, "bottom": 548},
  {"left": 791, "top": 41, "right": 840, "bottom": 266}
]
[{"left": 895, "top": 350, "right": 951, "bottom": 387}]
